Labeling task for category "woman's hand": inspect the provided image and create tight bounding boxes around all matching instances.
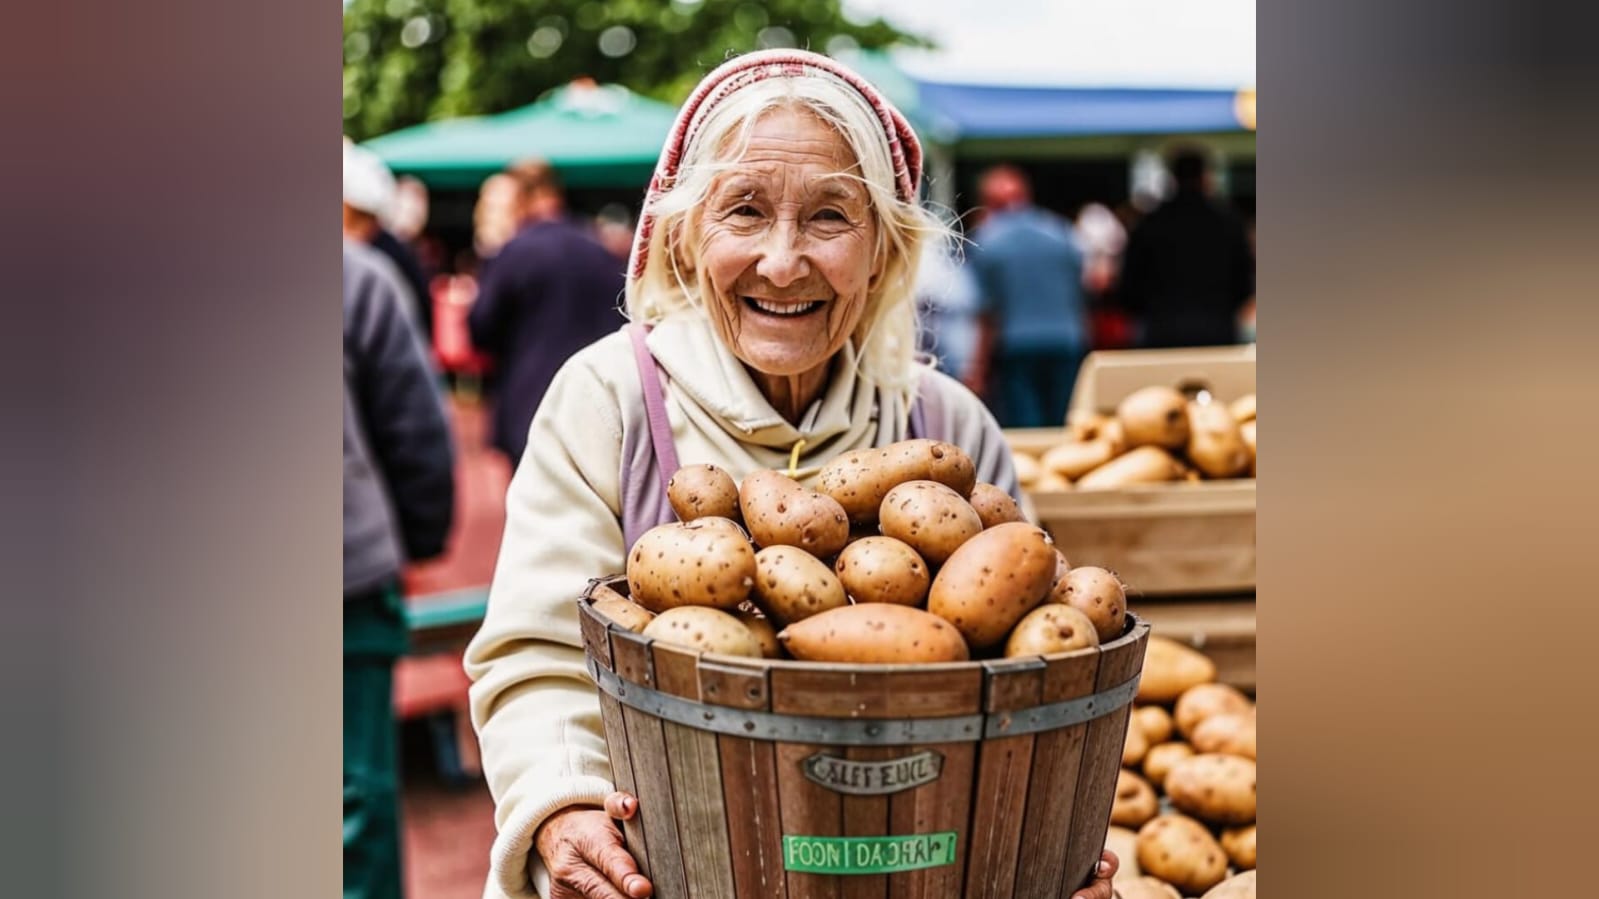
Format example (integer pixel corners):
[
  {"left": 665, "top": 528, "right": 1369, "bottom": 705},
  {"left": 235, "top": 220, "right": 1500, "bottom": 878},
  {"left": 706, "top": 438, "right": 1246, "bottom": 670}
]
[
  {"left": 534, "top": 792, "right": 653, "bottom": 898},
  {"left": 1071, "top": 849, "right": 1119, "bottom": 899}
]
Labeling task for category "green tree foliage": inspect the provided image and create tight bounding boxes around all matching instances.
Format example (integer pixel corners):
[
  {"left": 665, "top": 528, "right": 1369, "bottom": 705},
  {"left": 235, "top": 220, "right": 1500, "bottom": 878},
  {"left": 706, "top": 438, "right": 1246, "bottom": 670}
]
[{"left": 343, "top": 0, "right": 931, "bottom": 141}]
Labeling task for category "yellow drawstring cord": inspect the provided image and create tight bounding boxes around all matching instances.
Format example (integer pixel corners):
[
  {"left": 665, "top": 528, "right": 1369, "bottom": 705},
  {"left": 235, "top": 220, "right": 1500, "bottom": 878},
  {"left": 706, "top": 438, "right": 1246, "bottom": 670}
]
[{"left": 788, "top": 438, "right": 808, "bottom": 479}]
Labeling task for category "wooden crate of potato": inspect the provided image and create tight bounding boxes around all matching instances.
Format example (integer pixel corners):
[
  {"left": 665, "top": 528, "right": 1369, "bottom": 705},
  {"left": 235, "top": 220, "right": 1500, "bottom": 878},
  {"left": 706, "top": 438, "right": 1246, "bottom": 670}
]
[
  {"left": 577, "top": 438, "right": 1157, "bottom": 899},
  {"left": 1105, "top": 636, "right": 1257, "bottom": 899},
  {"left": 1008, "top": 346, "right": 1257, "bottom": 597}
]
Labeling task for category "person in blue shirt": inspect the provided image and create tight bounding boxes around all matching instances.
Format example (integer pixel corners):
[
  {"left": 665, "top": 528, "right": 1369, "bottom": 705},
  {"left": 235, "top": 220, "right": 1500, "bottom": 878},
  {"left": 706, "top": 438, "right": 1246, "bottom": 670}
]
[{"left": 965, "top": 165, "right": 1090, "bottom": 428}]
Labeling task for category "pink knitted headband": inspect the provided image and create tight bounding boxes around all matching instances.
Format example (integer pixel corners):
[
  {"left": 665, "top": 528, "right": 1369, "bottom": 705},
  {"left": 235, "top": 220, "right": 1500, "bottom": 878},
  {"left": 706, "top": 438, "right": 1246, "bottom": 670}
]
[{"left": 626, "top": 49, "right": 924, "bottom": 282}]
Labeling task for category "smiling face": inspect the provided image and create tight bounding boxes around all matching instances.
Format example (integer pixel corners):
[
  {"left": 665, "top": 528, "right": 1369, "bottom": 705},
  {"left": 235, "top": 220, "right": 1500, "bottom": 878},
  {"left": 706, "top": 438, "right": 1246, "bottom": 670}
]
[{"left": 692, "top": 105, "right": 882, "bottom": 382}]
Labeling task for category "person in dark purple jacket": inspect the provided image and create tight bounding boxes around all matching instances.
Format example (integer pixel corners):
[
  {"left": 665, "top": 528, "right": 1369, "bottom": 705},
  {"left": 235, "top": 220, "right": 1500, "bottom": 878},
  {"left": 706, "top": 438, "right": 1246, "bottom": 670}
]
[{"left": 468, "top": 159, "right": 627, "bottom": 466}]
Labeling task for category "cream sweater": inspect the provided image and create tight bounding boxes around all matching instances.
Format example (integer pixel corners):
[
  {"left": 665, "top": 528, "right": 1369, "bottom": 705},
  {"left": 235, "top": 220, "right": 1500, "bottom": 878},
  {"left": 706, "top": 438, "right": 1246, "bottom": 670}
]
[{"left": 465, "top": 313, "right": 1020, "bottom": 898}]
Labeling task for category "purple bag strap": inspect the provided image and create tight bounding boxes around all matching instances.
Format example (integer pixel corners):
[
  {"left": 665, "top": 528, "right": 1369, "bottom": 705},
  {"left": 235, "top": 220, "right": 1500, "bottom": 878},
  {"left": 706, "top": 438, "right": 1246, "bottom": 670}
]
[
  {"left": 628, "top": 323, "right": 681, "bottom": 496},
  {"left": 622, "top": 323, "right": 682, "bottom": 549},
  {"left": 907, "top": 371, "right": 942, "bottom": 441}
]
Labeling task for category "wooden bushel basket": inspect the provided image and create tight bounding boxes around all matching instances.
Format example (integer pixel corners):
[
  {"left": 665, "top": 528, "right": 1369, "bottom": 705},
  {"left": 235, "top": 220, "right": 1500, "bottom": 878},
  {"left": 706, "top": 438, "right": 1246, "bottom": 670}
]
[{"left": 576, "top": 575, "right": 1151, "bottom": 899}]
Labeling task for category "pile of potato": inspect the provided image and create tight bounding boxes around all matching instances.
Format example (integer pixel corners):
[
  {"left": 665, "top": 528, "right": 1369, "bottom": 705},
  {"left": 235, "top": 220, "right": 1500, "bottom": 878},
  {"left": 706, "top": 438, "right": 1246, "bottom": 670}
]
[
  {"left": 601, "top": 438, "right": 1131, "bottom": 664},
  {"left": 1014, "top": 389, "right": 1257, "bottom": 491},
  {"left": 1104, "top": 637, "right": 1257, "bottom": 898}
]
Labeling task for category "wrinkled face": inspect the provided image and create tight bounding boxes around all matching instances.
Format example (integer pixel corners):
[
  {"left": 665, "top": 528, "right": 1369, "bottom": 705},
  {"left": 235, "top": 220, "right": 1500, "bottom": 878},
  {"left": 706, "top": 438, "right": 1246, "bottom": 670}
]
[{"left": 693, "top": 106, "right": 881, "bottom": 379}]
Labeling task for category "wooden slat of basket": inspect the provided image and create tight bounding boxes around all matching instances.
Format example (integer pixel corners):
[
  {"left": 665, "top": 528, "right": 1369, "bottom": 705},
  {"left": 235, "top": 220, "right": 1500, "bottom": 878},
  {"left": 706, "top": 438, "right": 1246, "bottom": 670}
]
[
  {"left": 964, "top": 659, "right": 1046, "bottom": 899},
  {"left": 610, "top": 632, "right": 689, "bottom": 899},
  {"left": 598, "top": 689, "right": 650, "bottom": 881},
  {"left": 769, "top": 664, "right": 983, "bottom": 718},
  {"left": 653, "top": 646, "right": 737, "bottom": 899},
  {"left": 777, "top": 740, "right": 843, "bottom": 899},
  {"left": 887, "top": 742, "right": 975, "bottom": 899},
  {"left": 578, "top": 601, "right": 613, "bottom": 670},
  {"left": 720, "top": 736, "right": 787, "bottom": 898},
  {"left": 1012, "top": 651, "right": 1099, "bottom": 899},
  {"left": 1058, "top": 634, "right": 1150, "bottom": 896},
  {"left": 579, "top": 595, "right": 652, "bottom": 878},
  {"left": 840, "top": 746, "right": 894, "bottom": 899},
  {"left": 697, "top": 658, "right": 787, "bottom": 899}
]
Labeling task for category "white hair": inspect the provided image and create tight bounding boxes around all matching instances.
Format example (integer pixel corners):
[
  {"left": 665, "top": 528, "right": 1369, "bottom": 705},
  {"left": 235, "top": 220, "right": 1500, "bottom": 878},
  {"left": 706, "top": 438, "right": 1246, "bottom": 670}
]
[{"left": 625, "top": 73, "right": 952, "bottom": 404}]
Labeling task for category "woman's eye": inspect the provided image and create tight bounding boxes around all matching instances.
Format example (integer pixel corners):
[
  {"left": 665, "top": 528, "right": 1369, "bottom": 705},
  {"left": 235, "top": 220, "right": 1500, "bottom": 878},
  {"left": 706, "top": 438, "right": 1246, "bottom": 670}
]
[
  {"left": 813, "top": 208, "right": 847, "bottom": 222},
  {"left": 730, "top": 204, "right": 762, "bottom": 218}
]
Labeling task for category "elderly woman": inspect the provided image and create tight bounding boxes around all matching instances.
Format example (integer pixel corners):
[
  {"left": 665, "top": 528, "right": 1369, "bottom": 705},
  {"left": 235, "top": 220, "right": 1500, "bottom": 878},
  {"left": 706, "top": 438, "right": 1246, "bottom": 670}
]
[{"left": 466, "top": 50, "right": 1120, "bottom": 899}]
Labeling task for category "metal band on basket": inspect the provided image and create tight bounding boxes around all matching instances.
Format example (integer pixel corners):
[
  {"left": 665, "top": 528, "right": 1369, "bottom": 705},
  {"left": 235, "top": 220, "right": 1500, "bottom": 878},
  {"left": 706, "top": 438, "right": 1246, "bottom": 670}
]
[{"left": 586, "top": 657, "right": 1141, "bottom": 746}]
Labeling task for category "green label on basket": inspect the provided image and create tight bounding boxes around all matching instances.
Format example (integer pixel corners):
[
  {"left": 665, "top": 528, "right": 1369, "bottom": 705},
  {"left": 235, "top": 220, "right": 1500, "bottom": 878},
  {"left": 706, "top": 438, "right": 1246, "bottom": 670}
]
[{"left": 782, "top": 832, "right": 959, "bottom": 874}]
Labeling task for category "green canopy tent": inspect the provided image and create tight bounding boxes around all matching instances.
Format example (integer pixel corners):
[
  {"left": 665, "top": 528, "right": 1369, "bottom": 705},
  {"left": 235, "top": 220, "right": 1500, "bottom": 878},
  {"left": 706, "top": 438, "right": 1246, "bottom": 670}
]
[{"left": 362, "top": 81, "right": 679, "bottom": 190}]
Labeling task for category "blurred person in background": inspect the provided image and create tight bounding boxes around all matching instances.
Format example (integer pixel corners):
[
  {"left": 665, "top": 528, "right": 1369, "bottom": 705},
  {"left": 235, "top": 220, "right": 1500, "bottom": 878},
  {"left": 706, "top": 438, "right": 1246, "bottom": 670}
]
[
  {"left": 593, "top": 202, "right": 638, "bottom": 263},
  {"left": 473, "top": 172, "right": 522, "bottom": 266},
  {"left": 914, "top": 235, "right": 982, "bottom": 378},
  {"left": 1074, "top": 201, "right": 1137, "bottom": 350},
  {"left": 345, "top": 140, "right": 436, "bottom": 342},
  {"left": 343, "top": 240, "right": 456, "bottom": 899},
  {"left": 467, "top": 159, "right": 626, "bottom": 467},
  {"left": 1118, "top": 146, "right": 1255, "bottom": 348},
  {"left": 964, "top": 164, "right": 1090, "bottom": 428}
]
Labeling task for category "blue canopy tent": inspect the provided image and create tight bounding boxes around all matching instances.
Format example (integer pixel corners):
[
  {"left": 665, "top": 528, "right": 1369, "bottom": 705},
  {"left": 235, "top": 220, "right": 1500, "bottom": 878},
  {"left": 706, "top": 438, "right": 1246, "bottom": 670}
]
[{"left": 913, "top": 83, "right": 1250, "bottom": 139}]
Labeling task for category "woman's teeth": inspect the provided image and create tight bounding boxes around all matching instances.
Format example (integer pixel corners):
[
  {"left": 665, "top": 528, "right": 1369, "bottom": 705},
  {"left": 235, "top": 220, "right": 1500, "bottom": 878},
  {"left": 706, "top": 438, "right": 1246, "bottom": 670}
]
[{"left": 746, "top": 297, "right": 823, "bottom": 317}]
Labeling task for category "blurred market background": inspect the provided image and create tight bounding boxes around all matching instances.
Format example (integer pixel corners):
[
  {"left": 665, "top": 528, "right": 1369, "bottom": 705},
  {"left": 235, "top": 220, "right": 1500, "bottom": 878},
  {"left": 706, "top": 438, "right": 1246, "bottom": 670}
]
[{"left": 342, "top": 1, "right": 1254, "bottom": 895}]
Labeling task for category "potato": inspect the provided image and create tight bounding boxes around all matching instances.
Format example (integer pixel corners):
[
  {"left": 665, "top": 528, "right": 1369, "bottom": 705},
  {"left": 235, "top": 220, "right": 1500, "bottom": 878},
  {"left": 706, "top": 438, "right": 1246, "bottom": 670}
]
[
  {"left": 1053, "top": 565, "right": 1127, "bottom": 642},
  {"left": 1138, "top": 636, "right": 1218, "bottom": 703},
  {"left": 1240, "top": 419, "right": 1257, "bottom": 476},
  {"left": 591, "top": 596, "right": 655, "bottom": 633},
  {"left": 1192, "top": 711, "right": 1257, "bottom": 760},
  {"left": 751, "top": 546, "right": 848, "bottom": 627},
  {"left": 626, "top": 519, "right": 756, "bottom": 612},
  {"left": 1034, "top": 470, "right": 1072, "bottom": 490},
  {"left": 1069, "top": 412, "right": 1128, "bottom": 454},
  {"left": 833, "top": 536, "right": 929, "bottom": 606},
  {"left": 1186, "top": 402, "right": 1251, "bottom": 479},
  {"left": 1133, "top": 705, "right": 1175, "bottom": 745},
  {"left": 1013, "top": 451, "right": 1042, "bottom": 487},
  {"left": 1203, "top": 870, "right": 1256, "bottom": 899},
  {"left": 1041, "top": 439, "right": 1119, "bottom": 481},
  {"left": 1122, "top": 713, "right": 1150, "bottom": 766},
  {"left": 1117, "top": 877, "right": 1181, "bottom": 899},
  {"left": 667, "top": 463, "right": 741, "bottom": 524},
  {"left": 928, "top": 522, "right": 1057, "bottom": 649},
  {"left": 738, "top": 469, "right": 850, "bottom": 557},
  {"left": 734, "top": 605, "right": 782, "bottom": 659},
  {"left": 778, "top": 603, "right": 970, "bottom": 664},
  {"left": 1136, "top": 814, "right": 1228, "bottom": 896},
  {"left": 1111, "top": 769, "right": 1159, "bottom": 828},
  {"left": 1142, "top": 741, "right": 1195, "bottom": 791},
  {"left": 1174, "top": 684, "right": 1253, "bottom": 738},
  {"left": 1005, "top": 604, "right": 1099, "bottom": 658},
  {"left": 642, "top": 606, "right": 762, "bottom": 658},
  {"left": 968, "top": 482, "right": 1024, "bottom": 529},
  {"left": 1166, "top": 754, "right": 1257, "bottom": 826},
  {"left": 816, "top": 438, "right": 977, "bottom": 524},
  {"left": 1220, "top": 824, "right": 1256, "bottom": 870},
  {"left": 1118, "top": 386, "right": 1191, "bottom": 450},
  {"left": 1076, "top": 446, "right": 1186, "bottom": 490},
  {"left": 878, "top": 480, "right": 984, "bottom": 566},
  {"left": 1103, "top": 826, "right": 1143, "bottom": 884},
  {"left": 1229, "top": 393, "right": 1257, "bottom": 424}
]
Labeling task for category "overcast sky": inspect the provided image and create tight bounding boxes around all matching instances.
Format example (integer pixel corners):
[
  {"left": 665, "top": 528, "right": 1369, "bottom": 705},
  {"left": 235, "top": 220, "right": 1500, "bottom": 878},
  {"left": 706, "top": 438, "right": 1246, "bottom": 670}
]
[{"left": 844, "top": 0, "right": 1255, "bottom": 88}]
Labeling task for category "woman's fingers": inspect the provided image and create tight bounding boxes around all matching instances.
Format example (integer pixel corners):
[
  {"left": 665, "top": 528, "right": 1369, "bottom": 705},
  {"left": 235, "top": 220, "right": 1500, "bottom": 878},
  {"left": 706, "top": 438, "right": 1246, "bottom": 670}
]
[
  {"left": 603, "top": 790, "right": 639, "bottom": 821},
  {"left": 1098, "top": 849, "right": 1119, "bottom": 879},
  {"left": 548, "top": 863, "right": 629, "bottom": 899},
  {"left": 578, "top": 830, "right": 651, "bottom": 898},
  {"left": 1069, "top": 850, "right": 1119, "bottom": 899}
]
